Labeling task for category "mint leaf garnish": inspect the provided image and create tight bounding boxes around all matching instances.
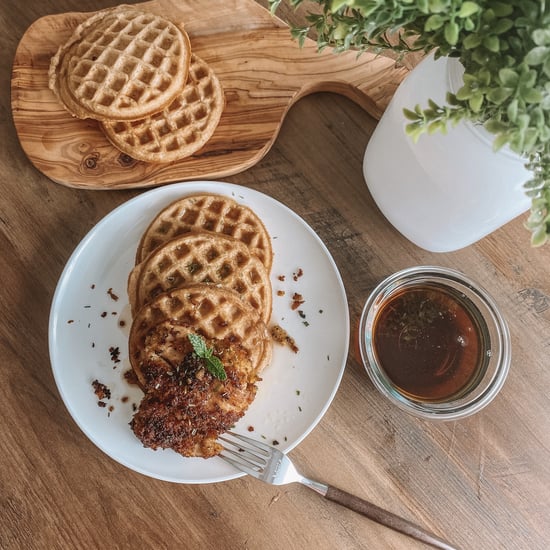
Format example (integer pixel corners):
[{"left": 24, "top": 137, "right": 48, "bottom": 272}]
[
  {"left": 188, "top": 333, "right": 227, "bottom": 381},
  {"left": 204, "top": 355, "right": 227, "bottom": 380}
]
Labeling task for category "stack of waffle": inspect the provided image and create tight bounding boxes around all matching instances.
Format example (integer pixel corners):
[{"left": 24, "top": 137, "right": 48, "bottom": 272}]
[
  {"left": 48, "top": 5, "right": 224, "bottom": 163},
  {"left": 127, "top": 194, "right": 274, "bottom": 458}
]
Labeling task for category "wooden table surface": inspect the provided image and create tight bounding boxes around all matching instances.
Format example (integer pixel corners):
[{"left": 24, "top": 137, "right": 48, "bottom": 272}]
[{"left": 2, "top": 1, "right": 549, "bottom": 549}]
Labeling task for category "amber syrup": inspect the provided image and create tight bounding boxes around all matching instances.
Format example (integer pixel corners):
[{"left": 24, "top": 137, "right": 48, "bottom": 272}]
[{"left": 372, "top": 283, "right": 489, "bottom": 402}]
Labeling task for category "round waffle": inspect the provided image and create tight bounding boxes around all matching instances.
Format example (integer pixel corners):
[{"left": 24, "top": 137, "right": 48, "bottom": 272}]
[
  {"left": 101, "top": 54, "right": 224, "bottom": 163},
  {"left": 48, "top": 6, "right": 191, "bottom": 121},
  {"left": 136, "top": 194, "right": 273, "bottom": 270},
  {"left": 128, "top": 232, "right": 272, "bottom": 322},
  {"left": 129, "top": 284, "right": 273, "bottom": 387}
]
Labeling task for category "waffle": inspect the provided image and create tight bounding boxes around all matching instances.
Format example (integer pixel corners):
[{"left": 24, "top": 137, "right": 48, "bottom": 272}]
[
  {"left": 48, "top": 6, "right": 191, "bottom": 121},
  {"left": 101, "top": 54, "right": 224, "bottom": 163},
  {"left": 136, "top": 194, "right": 273, "bottom": 270},
  {"left": 129, "top": 284, "right": 273, "bottom": 388},
  {"left": 128, "top": 232, "right": 272, "bottom": 322}
]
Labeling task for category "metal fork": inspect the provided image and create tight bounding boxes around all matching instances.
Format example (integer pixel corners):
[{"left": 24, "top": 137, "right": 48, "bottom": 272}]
[{"left": 218, "top": 431, "right": 458, "bottom": 550}]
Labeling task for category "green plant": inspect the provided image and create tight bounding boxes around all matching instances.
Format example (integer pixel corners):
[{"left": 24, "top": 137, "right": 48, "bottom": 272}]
[{"left": 269, "top": 0, "right": 550, "bottom": 246}]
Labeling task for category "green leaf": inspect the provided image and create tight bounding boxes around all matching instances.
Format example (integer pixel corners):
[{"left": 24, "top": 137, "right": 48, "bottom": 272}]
[
  {"left": 525, "top": 46, "right": 550, "bottom": 66},
  {"left": 530, "top": 225, "right": 548, "bottom": 247},
  {"left": 507, "top": 99, "right": 519, "bottom": 122},
  {"left": 463, "top": 33, "right": 482, "bottom": 49},
  {"left": 518, "top": 114, "right": 530, "bottom": 131},
  {"left": 403, "top": 107, "right": 421, "bottom": 121},
  {"left": 487, "top": 87, "right": 513, "bottom": 104},
  {"left": 188, "top": 333, "right": 227, "bottom": 380},
  {"left": 424, "top": 14, "right": 447, "bottom": 32},
  {"left": 428, "top": 120, "right": 445, "bottom": 134},
  {"left": 493, "top": 132, "right": 510, "bottom": 151},
  {"left": 428, "top": 0, "right": 448, "bottom": 13},
  {"left": 469, "top": 92, "right": 484, "bottom": 112},
  {"left": 541, "top": 94, "right": 550, "bottom": 110},
  {"left": 205, "top": 356, "right": 227, "bottom": 381},
  {"left": 188, "top": 332, "right": 209, "bottom": 357},
  {"left": 477, "top": 68, "right": 491, "bottom": 86},
  {"left": 498, "top": 68, "right": 519, "bottom": 87},
  {"left": 455, "top": 85, "right": 473, "bottom": 100},
  {"left": 444, "top": 21, "right": 460, "bottom": 46},
  {"left": 530, "top": 107, "right": 545, "bottom": 128},
  {"left": 463, "top": 18, "right": 475, "bottom": 31},
  {"left": 458, "top": 2, "right": 479, "bottom": 18},
  {"left": 484, "top": 119, "right": 509, "bottom": 133},
  {"left": 521, "top": 87, "right": 543, "bottom": 104},
  {"left": 532, "top": 29, "right": 550, "bottom": 46},
  {"left": 405, "top": 122, "right": 424, "bottom": 142},
  {"left": 519, "top": 69, "right": 537, "bottom": 88},
  {"left": 331, "top": 0, "right": 351, "bottom": 10},
  {"left": 492, "top": 18, "right": 514, "bottom": 35},
  {"left": 523, "top": 129, "right": 538, "bottom": 152},
  {"left": 489, "top": 2, "right": 513, "bottom": 17},
  {"left": 483, "top": 35, "right": 500, "bottom": 53}
]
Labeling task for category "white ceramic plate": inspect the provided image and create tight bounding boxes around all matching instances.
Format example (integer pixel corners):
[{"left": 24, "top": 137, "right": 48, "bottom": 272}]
[{"left": 49, "top": 181, "right": 349, "bottom": 483}]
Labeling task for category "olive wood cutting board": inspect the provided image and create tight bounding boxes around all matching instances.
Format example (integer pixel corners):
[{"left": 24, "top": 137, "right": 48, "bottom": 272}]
[{"left": 11, "top": 0, "right": 410, "bottom": 190}]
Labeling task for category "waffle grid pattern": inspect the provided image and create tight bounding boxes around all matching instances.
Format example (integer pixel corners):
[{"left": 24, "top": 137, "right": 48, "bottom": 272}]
[
  {"left": 129, "top": 285, "right": 272, "bottom": 377},
  {"left": 131, "top": 233, "right": 272, "bottom": 322},
  {"left": 137, "top": 194, "right": 273, "bottom": 270},
  {"left": 50, "top": 7, "right": 190, "bottom": 121},
  {"left": 102, "top": 54, "right": 224, "bottom": 162}
]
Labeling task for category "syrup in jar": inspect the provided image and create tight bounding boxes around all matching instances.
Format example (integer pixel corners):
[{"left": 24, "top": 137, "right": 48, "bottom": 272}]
[{"left": 372, "top": 283, "right": 489, "bottom": 402}]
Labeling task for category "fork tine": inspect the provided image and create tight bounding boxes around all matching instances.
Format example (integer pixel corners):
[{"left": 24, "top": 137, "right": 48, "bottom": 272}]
[
  {"left": 220, "top": 431, "right": 273, "bottom": 454},
  {"left": 218, "top": 432, "right": 272, "bottom": 476},
  {"left": 218, "top": 451, "right": 262, "bottom": 477},
  {"left": 219, "top": 439, "right": 267, "bottom": 466}
]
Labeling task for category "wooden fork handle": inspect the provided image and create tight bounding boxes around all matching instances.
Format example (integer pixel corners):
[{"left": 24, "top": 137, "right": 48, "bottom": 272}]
[{"left": 325, "top": 486, "right": 459, "bottom": 550}]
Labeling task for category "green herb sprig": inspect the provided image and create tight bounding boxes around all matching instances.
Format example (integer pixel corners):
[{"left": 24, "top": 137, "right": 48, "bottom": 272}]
[
  {"left": 270, "top": 0, "right": 550, "bottom": 247},
  {"left": 188, "top": 333, "right": 227, "bottom": 381}
]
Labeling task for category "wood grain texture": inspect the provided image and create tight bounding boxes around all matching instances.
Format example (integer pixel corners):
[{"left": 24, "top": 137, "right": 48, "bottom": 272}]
[
  {"left": 2, "top": 1, "right": 550, "bottom": 549},
  {"left": 11, "top": 0, "right": 408, "bottom": 189}
]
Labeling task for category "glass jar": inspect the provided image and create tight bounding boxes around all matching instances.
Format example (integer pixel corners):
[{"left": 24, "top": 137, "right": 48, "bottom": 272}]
[{"left": 359, "top": 266, "right": 511, "bottom": 420}]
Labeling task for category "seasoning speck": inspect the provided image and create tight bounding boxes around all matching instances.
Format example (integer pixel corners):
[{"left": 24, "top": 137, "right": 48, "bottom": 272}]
[
  {"left": 291, "top": 293, "right": 304, "bottom": 310},
  {"left": 109, "top": 346, "right": 121, "bottom": 364},
  {"left": 92, "top": 379, "right": 111, "bottom": 400},
  {"left": 107, "top": 288, "right": 119, "bottom": 301}
]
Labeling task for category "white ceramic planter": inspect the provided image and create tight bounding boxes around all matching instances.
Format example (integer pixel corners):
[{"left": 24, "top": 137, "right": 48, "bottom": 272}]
[{"left": 363, "top": 55, "right": 532, "bottom": 252}]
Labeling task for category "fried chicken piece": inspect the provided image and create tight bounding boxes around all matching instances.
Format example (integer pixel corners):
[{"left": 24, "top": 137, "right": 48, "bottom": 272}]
[{"left": 130, "top": 322, "right": 259, "bottom": 458}]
